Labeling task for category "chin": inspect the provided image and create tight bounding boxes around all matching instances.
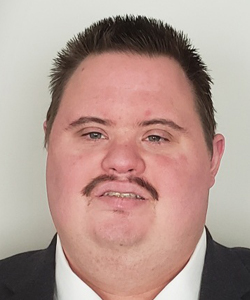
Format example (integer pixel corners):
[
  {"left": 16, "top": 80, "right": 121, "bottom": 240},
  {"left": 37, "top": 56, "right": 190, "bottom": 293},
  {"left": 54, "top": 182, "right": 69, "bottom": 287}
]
[{"left": 87, "top": 211, "right": 154, "bottom": 249}]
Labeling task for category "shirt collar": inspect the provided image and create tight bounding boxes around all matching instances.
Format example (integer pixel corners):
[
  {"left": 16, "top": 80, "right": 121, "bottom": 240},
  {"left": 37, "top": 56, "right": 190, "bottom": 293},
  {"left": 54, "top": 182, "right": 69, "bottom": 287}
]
[
  {"left": 54, "top": 237, "right": 101, "bottom": 300},
  {"left": 55, "top": 229, "right": 206, "bottom": 300}
]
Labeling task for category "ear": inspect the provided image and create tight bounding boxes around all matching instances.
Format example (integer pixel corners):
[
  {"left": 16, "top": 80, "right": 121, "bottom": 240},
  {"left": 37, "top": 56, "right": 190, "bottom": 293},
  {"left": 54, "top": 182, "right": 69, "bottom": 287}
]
[
  {"left": 209, "top": 133, "right": 225, "bottom": 187},
  {"left": 43, "top": 121, "right": 48, "bottom": 149},
  {"left": 43, "top": 121, "right": 47, "bottom": 133}
]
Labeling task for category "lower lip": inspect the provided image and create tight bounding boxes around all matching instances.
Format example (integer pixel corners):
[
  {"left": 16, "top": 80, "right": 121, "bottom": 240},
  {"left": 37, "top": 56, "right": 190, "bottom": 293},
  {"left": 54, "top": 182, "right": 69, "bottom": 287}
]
[{"left": 95, "top": 195, "right": 148, "bottom": 210}]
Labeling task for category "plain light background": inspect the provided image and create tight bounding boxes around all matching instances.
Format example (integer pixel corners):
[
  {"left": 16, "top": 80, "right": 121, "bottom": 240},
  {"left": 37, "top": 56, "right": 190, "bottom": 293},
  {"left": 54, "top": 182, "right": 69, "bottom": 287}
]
[{"left": 0, "top": 0, "right": 249, "bottom": 259}]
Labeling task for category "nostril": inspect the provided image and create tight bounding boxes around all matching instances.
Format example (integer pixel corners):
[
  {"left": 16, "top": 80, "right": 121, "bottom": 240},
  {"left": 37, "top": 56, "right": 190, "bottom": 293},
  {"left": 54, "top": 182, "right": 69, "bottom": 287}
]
[{"left": 110, "top": 167, "right": 134, "bottom": 173}]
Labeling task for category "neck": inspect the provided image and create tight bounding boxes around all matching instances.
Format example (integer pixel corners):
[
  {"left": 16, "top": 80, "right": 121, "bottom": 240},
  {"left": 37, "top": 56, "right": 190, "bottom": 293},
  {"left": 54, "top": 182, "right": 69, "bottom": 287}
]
[{"left": 65, "top": 245, "right": 190, "bottom": 299}]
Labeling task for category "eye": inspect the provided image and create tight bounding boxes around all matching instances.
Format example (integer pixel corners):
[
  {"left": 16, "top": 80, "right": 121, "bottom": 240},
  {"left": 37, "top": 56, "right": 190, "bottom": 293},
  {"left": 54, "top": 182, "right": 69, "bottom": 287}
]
[
  {"left": 81, "top": 132, "right": 105, "bottom": 140},
  {"left": 145, "top": 135, "right": 169, "bottom": 143}
]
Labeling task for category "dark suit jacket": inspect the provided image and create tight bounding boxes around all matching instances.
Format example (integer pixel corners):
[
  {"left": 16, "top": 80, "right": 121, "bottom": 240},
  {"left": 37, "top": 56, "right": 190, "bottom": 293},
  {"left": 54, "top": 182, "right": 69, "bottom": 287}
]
[{"left": 1, "top": 231, "right": 250, "bottom": 299}]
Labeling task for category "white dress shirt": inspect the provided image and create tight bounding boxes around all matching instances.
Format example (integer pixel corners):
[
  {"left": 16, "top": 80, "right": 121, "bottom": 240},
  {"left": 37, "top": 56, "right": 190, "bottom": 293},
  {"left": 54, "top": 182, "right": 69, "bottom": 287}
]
[{"left": 54, "top": 229, "right": 206, "bottom": 300}]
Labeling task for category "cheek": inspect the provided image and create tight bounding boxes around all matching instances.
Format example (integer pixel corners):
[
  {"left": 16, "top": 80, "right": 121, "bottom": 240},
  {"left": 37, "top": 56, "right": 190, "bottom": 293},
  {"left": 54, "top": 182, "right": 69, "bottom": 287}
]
[
  {"left": 149, "top": 153, "right": 209, "bottom": 244},
  {"left": 47, "top": 152, "right": 83, "bottom": 195},
  {"left": 149, "top": 153, "right": 210, "bottom": 217},
  {"left": 152, "top": 152, "right": 210, "bottom": 192},
  {"left": 46, "top": 150, "right": 99, "bottom": 226},
  {"left": 47, "top": 144, "right": 104, "bottom": 190}
]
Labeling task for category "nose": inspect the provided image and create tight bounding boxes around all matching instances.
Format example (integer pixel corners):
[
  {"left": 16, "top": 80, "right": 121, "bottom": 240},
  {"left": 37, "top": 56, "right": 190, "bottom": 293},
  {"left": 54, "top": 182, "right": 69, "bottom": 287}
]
[{"left": 101, "top": 141, "right": 146, "bottom": 177}]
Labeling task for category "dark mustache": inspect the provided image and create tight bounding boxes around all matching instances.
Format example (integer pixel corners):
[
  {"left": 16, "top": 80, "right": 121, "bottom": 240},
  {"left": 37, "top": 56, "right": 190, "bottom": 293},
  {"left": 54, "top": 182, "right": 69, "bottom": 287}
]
[{"left": 82, "top": 174, "right": 159, "bottom": 201}]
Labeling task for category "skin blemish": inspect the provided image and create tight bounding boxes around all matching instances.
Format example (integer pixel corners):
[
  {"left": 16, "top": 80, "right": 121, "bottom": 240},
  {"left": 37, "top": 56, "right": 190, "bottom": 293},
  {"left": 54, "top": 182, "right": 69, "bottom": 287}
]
[{"left": 144, "top": 110, "right": 152, "bottom": 117}]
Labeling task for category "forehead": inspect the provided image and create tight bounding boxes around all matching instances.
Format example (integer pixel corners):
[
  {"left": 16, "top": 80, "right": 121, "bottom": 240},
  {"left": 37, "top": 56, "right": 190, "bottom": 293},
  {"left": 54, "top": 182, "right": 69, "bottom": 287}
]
[
  {"left": 60, "top": 52, "right": 196, "bottom": 113},
  {"left": 71, "top": 53, "right": 191, "bottom": 89}
]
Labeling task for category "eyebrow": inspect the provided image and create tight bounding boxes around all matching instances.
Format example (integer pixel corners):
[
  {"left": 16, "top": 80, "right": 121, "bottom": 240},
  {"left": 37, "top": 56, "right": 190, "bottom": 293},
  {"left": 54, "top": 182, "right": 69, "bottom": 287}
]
[
  {"left": 68, "top": 116, "right": 114, "bottom": 129},
  {"left": 67, "top": 116, "right": 186, "bottom": 132},
  {"left": 139, "top": 118, "right": 186, "bottom": 132}
]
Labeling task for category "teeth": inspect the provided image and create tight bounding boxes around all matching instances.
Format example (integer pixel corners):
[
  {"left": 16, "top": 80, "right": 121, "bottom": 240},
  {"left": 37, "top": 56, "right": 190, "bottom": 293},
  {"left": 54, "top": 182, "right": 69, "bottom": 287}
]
[{"left": 103, "top": 192, "right": 143, "bottom": 199}]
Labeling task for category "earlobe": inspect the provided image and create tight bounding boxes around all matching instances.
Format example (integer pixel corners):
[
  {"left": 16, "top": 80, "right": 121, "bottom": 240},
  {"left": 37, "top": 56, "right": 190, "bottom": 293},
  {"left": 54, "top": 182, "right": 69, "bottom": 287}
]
[{"left": 210, "top": 134, "right": 225, "bottom": 186}]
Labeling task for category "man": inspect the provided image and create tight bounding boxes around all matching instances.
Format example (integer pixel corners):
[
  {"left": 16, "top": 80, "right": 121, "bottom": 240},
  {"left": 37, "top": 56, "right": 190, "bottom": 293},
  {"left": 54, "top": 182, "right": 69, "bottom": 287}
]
[{"left": 1, "top": 15, "right": 250, "bottom": 300}]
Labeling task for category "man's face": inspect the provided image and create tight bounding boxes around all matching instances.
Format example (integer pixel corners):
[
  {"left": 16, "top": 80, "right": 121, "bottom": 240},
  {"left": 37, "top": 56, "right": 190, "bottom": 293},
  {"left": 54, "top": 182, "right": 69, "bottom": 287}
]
[{"left": 46, "top": 53, "right": 223, "bottom": 268}]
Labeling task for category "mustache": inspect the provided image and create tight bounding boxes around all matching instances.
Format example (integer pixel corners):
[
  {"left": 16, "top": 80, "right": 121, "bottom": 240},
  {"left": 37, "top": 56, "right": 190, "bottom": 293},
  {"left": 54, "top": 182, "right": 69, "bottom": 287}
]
[{"left": 82, "top": 174, "right": 159, "bottom": 201}]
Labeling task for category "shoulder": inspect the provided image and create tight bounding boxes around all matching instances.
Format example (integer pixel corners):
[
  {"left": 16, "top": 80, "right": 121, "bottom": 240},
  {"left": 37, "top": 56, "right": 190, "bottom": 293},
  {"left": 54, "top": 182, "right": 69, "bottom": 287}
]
[
  {"left": 206, "top": 230, "right": 250, "bottom": 266},
  {"left": 0, "top": 236, "right": 56, "bottom": 284},
  {"left": 227, "top": 245, "right": 250, "bottom": 270},
  {"left": 200, "top": 230, "right": 250, "bottom": 299},
  {"left": 203, "top": 228, "right": 250, "bottom": 282},
  {"left": 209, "top": 234, "right": 250, "bottom": 267},
  {"left": 0, "top": 237, "right": 56, "bottom": 299},
  {"left": 0, "top": 248, "right": 47, "bottom": 275}
]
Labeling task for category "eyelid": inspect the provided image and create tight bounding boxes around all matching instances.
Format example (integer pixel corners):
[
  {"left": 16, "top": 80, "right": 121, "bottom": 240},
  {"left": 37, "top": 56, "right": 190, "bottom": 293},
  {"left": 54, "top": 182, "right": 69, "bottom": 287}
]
[{"left": 77, "top": 126, "right": 106, "bottom": 135}]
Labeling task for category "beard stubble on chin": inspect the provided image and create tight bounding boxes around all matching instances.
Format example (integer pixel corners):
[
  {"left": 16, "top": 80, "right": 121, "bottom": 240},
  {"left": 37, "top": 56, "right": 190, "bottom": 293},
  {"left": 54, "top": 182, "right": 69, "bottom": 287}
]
[{"left": 81, "top": 174, "right": 159, "bottom": 201}]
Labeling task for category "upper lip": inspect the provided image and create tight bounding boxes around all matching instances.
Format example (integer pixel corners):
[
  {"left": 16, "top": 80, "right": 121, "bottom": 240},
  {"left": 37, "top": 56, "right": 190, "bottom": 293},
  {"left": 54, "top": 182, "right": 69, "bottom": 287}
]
[{"left": 93, "top": 181, "right": 149, "bottom": 200}]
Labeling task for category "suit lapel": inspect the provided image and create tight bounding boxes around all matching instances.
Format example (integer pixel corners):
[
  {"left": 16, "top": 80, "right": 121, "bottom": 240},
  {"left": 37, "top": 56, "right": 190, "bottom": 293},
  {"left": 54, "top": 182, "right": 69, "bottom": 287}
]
[
  {"left": 3, "top": 236, "right": 56, "bottom": 300},
  {"left": 199, "top": 229, "right": 250, "bottom": 300}
]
